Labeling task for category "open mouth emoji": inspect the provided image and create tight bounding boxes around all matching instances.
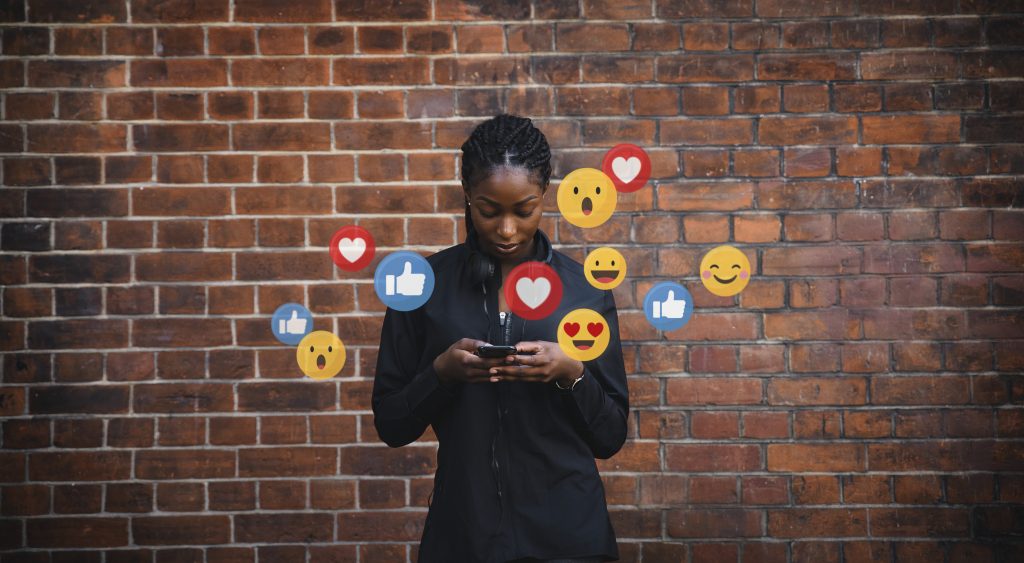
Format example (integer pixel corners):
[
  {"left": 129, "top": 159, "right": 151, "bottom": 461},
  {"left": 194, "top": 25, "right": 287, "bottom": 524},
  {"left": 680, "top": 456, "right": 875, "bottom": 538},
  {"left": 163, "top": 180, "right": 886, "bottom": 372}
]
[
  {"left": 296, "top": 331, "right": 346, "bottom": 380},
  {"left": 583, "top": 247, "right": 627, "bottom": 290},
  {"left": 590, "top": 269, "right": 620, "bottom": 284},
  {"left": 557, "top": 168, "right": 617, "bottom": 228}
]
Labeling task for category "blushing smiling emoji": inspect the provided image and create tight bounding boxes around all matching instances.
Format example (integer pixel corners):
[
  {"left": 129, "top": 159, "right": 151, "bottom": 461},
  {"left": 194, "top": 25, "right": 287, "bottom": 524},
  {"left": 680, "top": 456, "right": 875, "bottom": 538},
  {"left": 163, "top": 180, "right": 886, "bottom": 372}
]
[
  {"left": 584, "top": 247, "right": 627, "bottom": 291},
  {"left": 557, "top": 168, "right": 617, "bottom": 228},
  {"left": 296, "top": 330, "right": 346, "bottom": 380},
  {"left": 699, "top": 245, "right": 752, "bottom": 297},
  {"left": 556, "top": 308, "right": 610, "bottom": 362}
]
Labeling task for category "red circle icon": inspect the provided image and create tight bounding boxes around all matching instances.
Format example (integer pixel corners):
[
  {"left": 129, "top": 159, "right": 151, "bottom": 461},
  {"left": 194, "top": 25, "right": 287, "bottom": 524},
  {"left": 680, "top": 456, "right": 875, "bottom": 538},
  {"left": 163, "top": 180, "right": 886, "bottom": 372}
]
[
  {"left": 602, "top": 143, "right": 651, "bottom": 193},
  {"left": 504, "top": 261, "right": 563, "bottom": 321},
  {"left": 329, "top": 225, "right": 375, "bottom": 272}
]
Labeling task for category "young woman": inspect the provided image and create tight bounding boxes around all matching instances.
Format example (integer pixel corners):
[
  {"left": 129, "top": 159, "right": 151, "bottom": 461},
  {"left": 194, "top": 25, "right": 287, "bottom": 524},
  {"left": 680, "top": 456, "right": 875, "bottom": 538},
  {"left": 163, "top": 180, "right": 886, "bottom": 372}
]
[{"left": 372, "top": 114, "right": 629, "bottom": 562}]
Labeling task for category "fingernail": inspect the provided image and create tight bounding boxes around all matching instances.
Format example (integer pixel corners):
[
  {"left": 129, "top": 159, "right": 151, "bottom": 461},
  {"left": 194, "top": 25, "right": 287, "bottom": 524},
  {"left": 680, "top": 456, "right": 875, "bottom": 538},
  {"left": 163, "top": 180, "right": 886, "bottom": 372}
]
[{"left": 490, "top": 377, "right": 499, "bottom": 383}]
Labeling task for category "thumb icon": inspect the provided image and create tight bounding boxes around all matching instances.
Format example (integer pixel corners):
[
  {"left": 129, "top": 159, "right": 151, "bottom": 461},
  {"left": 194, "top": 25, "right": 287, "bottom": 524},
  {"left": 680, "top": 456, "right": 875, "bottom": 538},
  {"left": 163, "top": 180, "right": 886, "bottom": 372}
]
[
  {"left": 665, "top": 290, "right": 675, "bottom": 302},
  {"left": 401, "top": 261, "right": 413, "bottom": 276},
  {"left": 289, "top": 310, "right": 299, "bottom": 320}
]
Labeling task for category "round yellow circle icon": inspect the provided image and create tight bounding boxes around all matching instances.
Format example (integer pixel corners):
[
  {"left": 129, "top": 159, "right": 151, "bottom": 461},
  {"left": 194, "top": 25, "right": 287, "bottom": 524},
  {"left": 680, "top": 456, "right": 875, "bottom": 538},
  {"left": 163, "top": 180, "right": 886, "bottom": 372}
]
[
  {"left": 296, "top": 330, "right": 346, "bottom": 380},
  {"left": 556, "top": 308, "right": 611, "bottom": 362},
  {"left": 699, "top": 245, "right": 752, "bottom": 297},
  {"left": 557, "top": 168, "right": 617, "bottom": 228},
  {"left": 584, "top": 247, "right": 627, "bottom": 291}
]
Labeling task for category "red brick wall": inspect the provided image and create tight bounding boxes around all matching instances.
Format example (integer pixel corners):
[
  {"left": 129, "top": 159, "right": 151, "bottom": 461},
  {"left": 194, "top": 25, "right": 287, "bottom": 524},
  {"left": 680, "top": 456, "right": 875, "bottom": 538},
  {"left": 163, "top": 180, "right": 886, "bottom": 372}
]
[{"left": 1, "top": 0, "right": 1023, "bottom": 561}]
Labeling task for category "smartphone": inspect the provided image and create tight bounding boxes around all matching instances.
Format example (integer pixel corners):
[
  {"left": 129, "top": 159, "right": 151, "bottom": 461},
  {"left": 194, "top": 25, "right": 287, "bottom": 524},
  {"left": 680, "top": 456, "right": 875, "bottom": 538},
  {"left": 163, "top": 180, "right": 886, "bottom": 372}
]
[{"left": 476, "top": 345, "right": 518, "bottom": 358}]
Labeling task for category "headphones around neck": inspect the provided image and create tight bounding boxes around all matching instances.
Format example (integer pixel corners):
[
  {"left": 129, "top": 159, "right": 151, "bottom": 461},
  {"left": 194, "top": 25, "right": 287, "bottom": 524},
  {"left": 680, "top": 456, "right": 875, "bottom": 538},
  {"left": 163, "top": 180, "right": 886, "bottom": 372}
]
[{"left": 465, "top": 228, "right": 553, "bottom": 287}]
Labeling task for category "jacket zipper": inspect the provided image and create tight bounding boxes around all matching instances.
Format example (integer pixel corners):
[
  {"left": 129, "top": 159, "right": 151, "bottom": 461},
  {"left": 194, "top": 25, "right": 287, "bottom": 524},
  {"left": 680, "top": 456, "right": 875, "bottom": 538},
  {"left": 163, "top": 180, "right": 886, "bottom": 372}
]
[{"left": 492, "top": 311, "right": 506, "bottom": 529}]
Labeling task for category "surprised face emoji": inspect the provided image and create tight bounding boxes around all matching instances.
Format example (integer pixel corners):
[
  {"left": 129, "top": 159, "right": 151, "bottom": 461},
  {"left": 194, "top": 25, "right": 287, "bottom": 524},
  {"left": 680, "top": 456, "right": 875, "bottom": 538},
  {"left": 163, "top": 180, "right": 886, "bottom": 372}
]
[
  {"left": 296, "top": 330, "right": 346, "bottom": 380},
  {"left": 557, "top": 168, "right": 617, "bottom": 228}
]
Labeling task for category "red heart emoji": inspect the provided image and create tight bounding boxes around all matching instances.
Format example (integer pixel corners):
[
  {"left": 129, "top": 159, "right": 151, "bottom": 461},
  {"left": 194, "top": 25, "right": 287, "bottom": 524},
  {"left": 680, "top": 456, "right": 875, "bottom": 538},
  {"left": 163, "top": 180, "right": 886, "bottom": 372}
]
[
  {"left": 587, "top": 322, "right": 604, "bottom": 337},
  {"left": 563, "top": 322, "right": 580, "bottom": 337}
]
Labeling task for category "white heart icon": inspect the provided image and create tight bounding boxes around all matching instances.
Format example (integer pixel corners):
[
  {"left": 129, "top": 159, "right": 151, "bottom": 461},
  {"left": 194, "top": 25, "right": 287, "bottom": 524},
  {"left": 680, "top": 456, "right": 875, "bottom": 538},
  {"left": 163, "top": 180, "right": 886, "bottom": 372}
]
[
  {"left": 515, "top": 277, "right": 551, "bottom": 309},
  {"left": 338, "top": 237, "right": 366, "bottom": 262},
  {"left": 612, "top": 156, "right": 641, "bottom": 183}
]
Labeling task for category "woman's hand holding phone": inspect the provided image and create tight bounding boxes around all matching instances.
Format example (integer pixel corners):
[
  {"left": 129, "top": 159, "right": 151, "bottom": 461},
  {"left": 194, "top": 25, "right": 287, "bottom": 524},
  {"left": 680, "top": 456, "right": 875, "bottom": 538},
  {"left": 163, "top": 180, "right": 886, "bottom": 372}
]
[
  {"left": 433, "top": 338, "right": 517, "bottom": 385},
  {"left": 486, "top": 341, "right": 583, "bottom": 387}
]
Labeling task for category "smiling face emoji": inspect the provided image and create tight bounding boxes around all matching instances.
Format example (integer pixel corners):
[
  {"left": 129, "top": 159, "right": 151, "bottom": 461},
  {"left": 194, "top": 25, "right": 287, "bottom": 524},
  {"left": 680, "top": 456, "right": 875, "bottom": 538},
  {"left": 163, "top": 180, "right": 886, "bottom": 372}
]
[
  {"left": 557, "top": 308, "right": 611, "bottom": 362},
  {"left": 584, "top": 247, "right": 627, "bottom": 291},
  {"left": 296, "top": 330, "right": 346, "bottom": 380},
  {"left": 699, "top": 245, "right": 752, "bottom": 297},
  {"left": 557, "top": 168, "right": 617, "bottom": 228}
]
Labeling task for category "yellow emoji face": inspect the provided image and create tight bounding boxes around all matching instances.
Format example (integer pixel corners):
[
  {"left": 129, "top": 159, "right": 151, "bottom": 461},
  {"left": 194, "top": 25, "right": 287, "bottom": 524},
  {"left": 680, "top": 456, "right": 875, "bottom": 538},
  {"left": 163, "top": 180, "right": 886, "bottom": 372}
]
[
  {"left": 699, "top": 245, "right": 752, "bottom": 297},
  {"left": 584, "top": 247, "right": 627, "bottom": 291},
  {"left": 296, "top": 330, "right": 346, "bottom": 380},
  {"left": 556, "top": 308, "right": 611, "bottom": 362},
  {"left": 557, "top": 168, "right": 617, "bottom": 228}
]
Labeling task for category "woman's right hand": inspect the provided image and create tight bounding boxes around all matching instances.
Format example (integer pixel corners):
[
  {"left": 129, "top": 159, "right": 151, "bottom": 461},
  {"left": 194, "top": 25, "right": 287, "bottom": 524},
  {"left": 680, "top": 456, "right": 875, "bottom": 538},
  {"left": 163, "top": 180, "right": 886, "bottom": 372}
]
[{"left": 433, "top": 338, "right": 511, "bottom": 386}]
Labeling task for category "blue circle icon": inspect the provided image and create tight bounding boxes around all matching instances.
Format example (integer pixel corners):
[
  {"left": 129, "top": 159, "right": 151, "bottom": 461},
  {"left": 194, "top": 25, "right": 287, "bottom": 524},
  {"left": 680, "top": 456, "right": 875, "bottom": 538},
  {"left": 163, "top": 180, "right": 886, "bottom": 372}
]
[
  {"left": 373, "top": 251, "right": 435, "bottom": 312},
  {"left": 271, "top": 303, "right": 314, "bottom": 345},
  {"left": 643, "top": 282, "right": 694, "bottom": 331}
]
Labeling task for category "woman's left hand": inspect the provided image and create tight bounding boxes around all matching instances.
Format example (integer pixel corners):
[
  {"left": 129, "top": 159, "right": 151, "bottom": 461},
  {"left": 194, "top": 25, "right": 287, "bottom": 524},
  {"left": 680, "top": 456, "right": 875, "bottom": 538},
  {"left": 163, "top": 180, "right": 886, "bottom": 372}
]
[{"left": 486, "top": 340, "right": 584, "bottom": 387}]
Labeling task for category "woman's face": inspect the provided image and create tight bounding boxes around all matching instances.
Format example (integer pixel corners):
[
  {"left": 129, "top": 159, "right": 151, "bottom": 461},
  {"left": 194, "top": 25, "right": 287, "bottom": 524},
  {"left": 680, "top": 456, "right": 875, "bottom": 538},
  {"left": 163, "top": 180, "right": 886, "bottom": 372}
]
[{"left": 467, "top": 166, "right": 545, "bottom": 263}]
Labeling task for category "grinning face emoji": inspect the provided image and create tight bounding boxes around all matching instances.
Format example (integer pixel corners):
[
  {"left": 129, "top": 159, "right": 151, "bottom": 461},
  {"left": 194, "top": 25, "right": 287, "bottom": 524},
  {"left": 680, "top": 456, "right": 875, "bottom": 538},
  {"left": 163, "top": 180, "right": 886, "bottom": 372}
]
[
  {"left": 556, "top": 168, "right": 617, "bottom": 228},
  {"left": 556, "top": 308, "right": 611, "bottom": 362},
  {"left": 296, "top": 330, "right": 346, "bottom": 380},
  {"left": 584, "top": 247, "right": 627, "bottom": 291},
  {"left": 699, "top": 245, "right": 752, "bottom": 297}
]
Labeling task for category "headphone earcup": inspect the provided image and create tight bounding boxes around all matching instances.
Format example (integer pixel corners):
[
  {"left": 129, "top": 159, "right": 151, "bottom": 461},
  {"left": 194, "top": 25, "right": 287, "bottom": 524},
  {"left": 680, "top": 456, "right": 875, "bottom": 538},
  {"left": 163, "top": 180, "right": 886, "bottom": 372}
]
[{"left": 466, "top": 250, "right": 495, "bottom": 286}]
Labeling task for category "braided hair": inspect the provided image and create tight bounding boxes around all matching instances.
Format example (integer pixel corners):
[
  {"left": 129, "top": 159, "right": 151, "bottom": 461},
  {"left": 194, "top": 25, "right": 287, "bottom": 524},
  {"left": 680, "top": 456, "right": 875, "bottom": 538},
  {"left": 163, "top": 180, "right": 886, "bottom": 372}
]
[{"left": 460, "top": 114, "right": 552, "bottom": 237}]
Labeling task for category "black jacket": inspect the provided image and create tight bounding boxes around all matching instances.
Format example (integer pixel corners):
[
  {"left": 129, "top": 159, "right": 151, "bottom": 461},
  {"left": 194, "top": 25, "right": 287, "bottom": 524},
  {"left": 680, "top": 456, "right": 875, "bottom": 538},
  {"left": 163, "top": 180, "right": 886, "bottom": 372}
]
[{"left": 371, "top": 229, "right": 629, "bottom": 563}]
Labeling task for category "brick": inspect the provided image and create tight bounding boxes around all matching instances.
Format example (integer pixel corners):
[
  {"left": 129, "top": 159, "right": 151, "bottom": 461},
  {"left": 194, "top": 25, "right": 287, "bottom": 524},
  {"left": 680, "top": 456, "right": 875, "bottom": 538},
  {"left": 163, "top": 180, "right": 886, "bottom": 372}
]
[
  {"left": 768, "top": 509, "right": 867, "bottom": 538},
  {"left": 831, "top": 20, "right": 880, "bottom": 48},
  {"left": 233, "top": 59, "right": 328, "bottom": 86},
  {"left": 662, "top": 118, "right": 754, "bottom": 145},
  {"left": 134, "top": 124, "right": 228, "bottom": 152},
  {"left": 456, "top": 24, "right": 504, "bottom": 53},
  {"left": 337, "top": 511, "right": 425, "bottom": 541},
  {"left": 758, "top": 53, "right": 856, "bottom": 80},
  {"left": 236, "top": 513, "right": 332, "bottom": 543},
  {"left": 30, "top": 451, "right": 132, "bottom": 481},
  {"left": 133, "top": 516, "right": 231, "bottom": 545},
  {"left": 6, "top": 92, "right": 54, "bottom": 120},
  {"left": 235, "top": 0, "right": 332, "bottom": 21},
  {"left": 657, "top": 55, "right": 754, "bottom": 82},
  {"left": 235, "top": 123, "right": 330, "bottom": 151},
  {"left": 760, "top": 116, "right": 857, "bottom": 145},
  {"left": 784, "top": 148, "right": 831, "bottom": 177},
  {"left": 732, "top": 22, "right": 779, "bottom": 51},
  {"left": 28, "top": 0, "right": 126, "bottom": 22},
  {"left": 768, "top": 377, "right": 867, "bottom": 406},
  {"left": 27, "top": 124, "right": 125, "bottom": 153},
  {"left": 757, "top": 0, "right": 853, "bottom": 17},
  {"left": 130, "top": 60, "right": 227, "bottom": 87},
  {"left": 239, "top": 447, "right": 336, "bottom": 477},
  {"left": 156, "top": 27, "right": 204, "bottom": 56},
  {"left": 26, "top": 517, "right": 129, "bottom": 548},
  {"left": 666, "top": 445, "right": 761, "bottom": 472},
  {"left": 863, "top": 115, "right": 960, "bottom": 144},
  {"left": 683, "top": 23, "right": 729, "bottom": 50},
  {"left": 666, "top": 377, "right": 762, "bottom": 405},
  {"left": 862, "top": 52, "right": 958, "bottom": 80},
  {"left": 334, "top": 57, "right": 429, "bottom": 85},
  {"left": 768, "top": 444, "right": 865, "bottom": 472},
  {"left": 783, "top": 84, "right": 829, "bottom": 112},
  {"left": 657, "top": 0, "right": 753, "bottom": 18},
  {"left": 133, "top": 0, "right": 229, "bottom": 21},
  {"left": 556, "top": 87, "right": 630, "bottom": 116}
]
